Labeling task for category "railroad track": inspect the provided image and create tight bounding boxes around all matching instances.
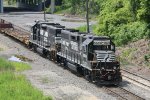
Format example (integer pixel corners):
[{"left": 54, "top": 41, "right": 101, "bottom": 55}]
[
  {"left": 102, "top": 69, "right": 150, "bottom": 100},
  {"left": 103, "top": 86, "right": 144, "bottom": 100},
  {"left": 121, "top": 69, "right": 150, "bottom": 91}
]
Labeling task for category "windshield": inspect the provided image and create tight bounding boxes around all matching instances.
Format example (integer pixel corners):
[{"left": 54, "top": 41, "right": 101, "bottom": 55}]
[
  {"left": 93, "top": 39, "right": 111, "bottom": 50},
  {"left": 93, "top": 45, "right": 111, "bottom": 50}
]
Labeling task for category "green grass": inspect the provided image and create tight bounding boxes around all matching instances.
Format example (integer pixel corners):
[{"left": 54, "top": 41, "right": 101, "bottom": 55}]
[
  {"left": 144, "top": 54, "right": 150, "bottom": 61},
  {"left": 121, "top": 48, "right": 137, "bottom": 60},
  {"left": 0, "top": 72, "right": 52, "bottom": 100},
  {"left": 0, "top": 58, "right": 52, "bottom": 100},
  {"left": 0, "top": 58, "right": 30, "bottom": 71},
  {"left": 119, "top": 48, "right": 137, "bottom": 65},
  {"left": 144, "top": 54, "right": 150, "bottom": 67},
  {"left": 11, "top": 61, "right": 31, "bottom": 71},
  {"left": 77, "top": 25, "right": 87, "bottom": 32},
  {"left": 0, "top": 48, "right": 3, "bottom": 51},
  {"left": 54, "top": 6, "right": 73, "bottom": 14},
  {"left": 0, "top": 58, "right": 15, "bottom": 71},
  {"left": 77, "top": 24, "right": 97, "bottom": 33}
]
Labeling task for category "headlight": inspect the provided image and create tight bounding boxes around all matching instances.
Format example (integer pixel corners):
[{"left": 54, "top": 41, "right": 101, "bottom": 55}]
[
  {"left": 101, "top": 67, "right": 105, "bottom": 70},
  {"left": 108, "top": 75, "right": 112, "bottom": 80},
  {"left": 113, "top": 66, "right": 117, "bottom": 69}
]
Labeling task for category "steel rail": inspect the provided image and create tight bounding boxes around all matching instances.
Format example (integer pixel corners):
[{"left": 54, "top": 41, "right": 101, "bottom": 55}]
[
  {"left": 104, "top": 86, "right": 145, "bottom": 100},
  {"left": 121, "top": 69, "right": 150, "bottom": 82},
  {"left": 122, "top": 69, "right": 150, "bottom": 87}
]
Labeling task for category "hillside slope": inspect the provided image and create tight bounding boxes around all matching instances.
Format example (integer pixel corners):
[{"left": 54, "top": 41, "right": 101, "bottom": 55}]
[{"left": 117, "top": 39, "right": 150, "bottom": 67}]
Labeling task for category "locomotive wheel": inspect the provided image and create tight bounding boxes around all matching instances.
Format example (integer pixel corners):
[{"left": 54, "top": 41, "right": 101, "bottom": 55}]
[
  {"left": 54, "top": 51, "right": 57, "bottom": 62},
  {"left": 47, "top": 53, "right": 51, "bottom": 60},
  {"left": 118, "top": 75, "right": 122, "bottom": 83},
  {"left": 113, "top": 73, "right": 122, "bottom": 86},
  {"left": 33, "top": 45, "right": 37, "bottom": 53},
  {"left": 84, "top": 69, "right": 92, "bottom": 82},
  {"left": 116, "top": 72, "right": 122, "bottom": 81},
  {"left": 52, "top": 51, "right": 55, "bottom": 61},
  {"left": 42, "top": 49, "right": 48, "bottom": 58},
  {"left": 85, "top": 74, "right": 92, "bottom": 82},
  {"left": 63, "top": 59, "right": 67, "bottom": 69},
  {"left": 50, "top": 51, "right": 54, "bottom": 61},
  {"left": 51, "top": 50, "right": 56, "bottom": 62},
  {"left": 56, "top": 55, "right": 61, "bottom": 65},
  {"left": 28, "top": 42, "right": 33, "bottom": 49}
]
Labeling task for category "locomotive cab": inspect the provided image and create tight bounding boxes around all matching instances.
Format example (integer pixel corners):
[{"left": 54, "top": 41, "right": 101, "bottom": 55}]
[
  {"left": 82, "top": 36, "right": 122, "bottom": 85},
  {"left": 93, "top": 37, "right": 120, "bottom": 72}
]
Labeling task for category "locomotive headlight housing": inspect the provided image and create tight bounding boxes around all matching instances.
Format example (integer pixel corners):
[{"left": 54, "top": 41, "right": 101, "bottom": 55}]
[
  {"left": 113, "top": 66, "right": 117, "bottom": 70},
  {"left": 108, "top": 75, "right": 112, "bottom": 80},
  {"left": 101, "top": 67, "right": 105, "bottom": 70}
]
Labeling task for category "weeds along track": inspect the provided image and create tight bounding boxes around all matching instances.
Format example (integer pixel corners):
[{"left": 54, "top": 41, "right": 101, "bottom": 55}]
[
  {"left": 121, "top": 69, "right": 150, "bottom": 91},
  {"left": 103, "top": 86, "right": 144, "bottom": 100}
]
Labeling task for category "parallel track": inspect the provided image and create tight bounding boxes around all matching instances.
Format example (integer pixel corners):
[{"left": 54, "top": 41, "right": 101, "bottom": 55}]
[
  {"left": 121, "top": 69, "right": 150, "bottom": 90},
  {"left": 102, "top": 69, "right": 150, "bottom": 99},
  {"left": 103, "top": 86, "right": 144, "bottom": 100},
  {"left": 122, "top": 69, "right": 150, "bottom": 82}
]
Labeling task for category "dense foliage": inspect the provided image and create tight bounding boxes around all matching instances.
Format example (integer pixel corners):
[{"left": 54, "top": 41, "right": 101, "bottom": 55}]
[
  {"left": 62, "top": 0, "right": 150, "bottom": 46},
  {"left": 61, "top": 0, "right": 100, "bottom": 15},
  {"left": 95, "top": 0, "right": 150, "bottom": 45}
]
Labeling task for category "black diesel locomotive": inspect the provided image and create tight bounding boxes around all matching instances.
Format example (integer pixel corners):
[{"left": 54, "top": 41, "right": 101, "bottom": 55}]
[{"left": 29, "top": 21, "right": 122, "bottom": 85}]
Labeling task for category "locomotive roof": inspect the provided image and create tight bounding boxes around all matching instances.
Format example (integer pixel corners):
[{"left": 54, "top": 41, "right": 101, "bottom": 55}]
[
  {"left": 93, "top": 36, "right": 110, "bottom": 39},
  {"left": 80, "top": 34, "right": 110, "bottom": 39},
  {"left": 46, "top": 24, "right": 65, "bottom": 29},
  {"left": 61, "top": 30, "right": 110, "bottom": 39},
  {"left": 65, "top": 28, "right": 79, "bottom": 32},
  {"left": 61, "top": 29, "right": 81, "bottom": 36},
  {"left": 36, "top": 20, "right": 60, "bottom": 25},
  {"left": 61, "top": 30, "right": 78, "bottom": 35},
  {"left": 39, "top": 22, "right": 65, "bottom": 30}
]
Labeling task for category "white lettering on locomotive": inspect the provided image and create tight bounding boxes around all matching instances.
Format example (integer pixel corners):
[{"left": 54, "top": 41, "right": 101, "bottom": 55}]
[
  {"left": 83, "top": 54, "right": 87, "bottom": 58},
  {"left": 66, "top": 41, "right": 69, "bottom": 47},
  {"left": 44, "top": 31, "right": 48, "bottom": 42},
  {"left": 40, "top": 29, "right": 44, "bottom": 35},
  {"left": 71, "top": 41, "right": 78, "bottom": 51},
  {"left": 62, "top": 40, "right": 65, "bottom": 45},
  {"left": 62, "top": 40, "right": 69, "bottom": 47}
]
